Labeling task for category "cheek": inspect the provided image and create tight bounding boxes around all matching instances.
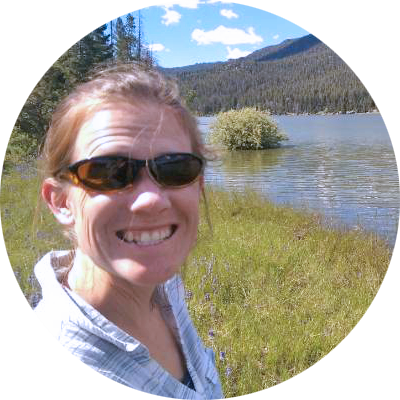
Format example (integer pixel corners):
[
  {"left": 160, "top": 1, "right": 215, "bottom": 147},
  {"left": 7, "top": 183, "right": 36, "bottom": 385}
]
[{"left": 68, "top": 191, "right": 105, "bottom": 248}]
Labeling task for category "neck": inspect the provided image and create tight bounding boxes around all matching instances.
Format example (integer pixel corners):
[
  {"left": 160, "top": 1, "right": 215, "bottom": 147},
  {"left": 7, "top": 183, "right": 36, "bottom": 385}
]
[{"left": 67, "top": 249, "right": 157, "bottom": 326}]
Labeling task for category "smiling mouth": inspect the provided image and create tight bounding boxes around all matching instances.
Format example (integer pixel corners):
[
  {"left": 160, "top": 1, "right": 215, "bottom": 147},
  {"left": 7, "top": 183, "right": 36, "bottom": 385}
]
[{"left": 116, "top": 225, "right": 177, "bottom": 246}]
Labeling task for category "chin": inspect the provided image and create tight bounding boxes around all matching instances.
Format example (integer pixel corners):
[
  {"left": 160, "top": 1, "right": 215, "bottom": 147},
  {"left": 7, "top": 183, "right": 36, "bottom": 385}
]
[{"left": 109, "top": 259, "right": 181, "bottom": 288}]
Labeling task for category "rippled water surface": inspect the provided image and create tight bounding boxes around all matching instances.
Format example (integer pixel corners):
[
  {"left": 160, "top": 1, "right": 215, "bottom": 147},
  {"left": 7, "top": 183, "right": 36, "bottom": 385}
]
[{"left": 198, "top": 114, "right": 399, "bottom": 246}]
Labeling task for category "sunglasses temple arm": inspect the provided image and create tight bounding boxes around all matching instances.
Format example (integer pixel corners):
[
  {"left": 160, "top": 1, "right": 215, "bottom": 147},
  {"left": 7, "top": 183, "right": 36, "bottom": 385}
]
[{"left": 56, "top": 169, "right": 79, "bottom": 186}]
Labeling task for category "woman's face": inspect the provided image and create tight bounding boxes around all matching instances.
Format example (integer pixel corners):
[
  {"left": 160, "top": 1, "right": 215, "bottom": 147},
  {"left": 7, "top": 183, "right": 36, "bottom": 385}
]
[{"left": 64, "top": 102, "right": 202, "bottom": 288}]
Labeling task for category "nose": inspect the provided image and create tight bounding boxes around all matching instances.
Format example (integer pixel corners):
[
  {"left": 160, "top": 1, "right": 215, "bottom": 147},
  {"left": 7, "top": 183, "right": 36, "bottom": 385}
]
[{"left": 128, "top": 169, "right": 172, "bottom": 214}]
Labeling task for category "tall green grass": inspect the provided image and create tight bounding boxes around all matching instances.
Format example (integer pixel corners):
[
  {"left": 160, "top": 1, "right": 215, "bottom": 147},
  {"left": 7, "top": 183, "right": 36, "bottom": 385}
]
[
  {"left": 185, "top": 189, "right": 390, "bottom": 396},
  {"left": 0, "top": 163, "right": 70, "bottom": 305},
  {"left": 0, "top": 164, "right": 391, "bottom": 397}
]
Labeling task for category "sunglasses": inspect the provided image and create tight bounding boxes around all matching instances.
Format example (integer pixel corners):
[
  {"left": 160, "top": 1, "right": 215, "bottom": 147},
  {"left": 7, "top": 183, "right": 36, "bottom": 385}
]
[{"left": 55, "top": 152, "right": 205, "bottom": 192}]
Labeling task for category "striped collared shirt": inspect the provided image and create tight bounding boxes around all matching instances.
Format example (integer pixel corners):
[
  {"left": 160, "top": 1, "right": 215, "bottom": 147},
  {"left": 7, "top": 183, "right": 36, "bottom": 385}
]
[{"left": 34, "top": 251, "right": 223, "bottom": 399}]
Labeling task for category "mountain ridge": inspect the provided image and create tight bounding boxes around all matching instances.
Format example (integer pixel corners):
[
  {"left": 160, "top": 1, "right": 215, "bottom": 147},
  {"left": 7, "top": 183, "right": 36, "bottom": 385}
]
[
  {"left": 162, "top": 34, "right": 375, "bottom": 115},
  {"left": 162, "top": 34, "right": 323, "bottom": 73},
  {"left": 244, "top": 34, "right": 322, "bottom": 62}
]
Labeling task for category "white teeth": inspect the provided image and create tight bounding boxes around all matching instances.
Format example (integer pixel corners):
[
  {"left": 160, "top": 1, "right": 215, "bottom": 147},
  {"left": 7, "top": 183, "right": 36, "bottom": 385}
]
[
  {"left": 151, "top": 231, "right": 161, "bottom": 241},
  {"left": 124, "top": 231, "right": 135, "bottom": 242},
  {"left": 120, "top": 226, "right": 173, "bottom": 245},
  {"left": 140, "top": 232, "right": 151, "bottom": 242}
]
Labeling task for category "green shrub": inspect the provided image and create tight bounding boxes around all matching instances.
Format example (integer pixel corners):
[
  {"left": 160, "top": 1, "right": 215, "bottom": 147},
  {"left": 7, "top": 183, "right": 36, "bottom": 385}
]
[
  {"left": 208, "top": 107, "right": 288, "bottom": 150},
  {"left": 4, "top": 127, "right": 38, "bottom": 167}
]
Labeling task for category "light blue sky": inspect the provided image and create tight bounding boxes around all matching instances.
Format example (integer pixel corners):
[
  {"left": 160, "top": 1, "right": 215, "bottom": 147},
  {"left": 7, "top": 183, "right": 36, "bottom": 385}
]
[{"left": 117, "top": 1, "right": 309, "bottom": 68}]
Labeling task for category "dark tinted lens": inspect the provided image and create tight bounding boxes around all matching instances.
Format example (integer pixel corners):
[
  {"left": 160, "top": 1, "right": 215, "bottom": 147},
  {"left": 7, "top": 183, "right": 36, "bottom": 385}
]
[
  {"left": 149, "top": 153, "right": 203, "bottom": 186},
  {"left": 76, "top": 157, "right": 135, "bottom": 191}
]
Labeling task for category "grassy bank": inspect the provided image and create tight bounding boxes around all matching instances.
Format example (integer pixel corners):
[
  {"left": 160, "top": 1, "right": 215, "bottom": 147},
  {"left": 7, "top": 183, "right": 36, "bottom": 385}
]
[
  {"left": 0, "top": 164, "right": 391, "bottom": 397},
  {"left": 186, "top": 190, "right": 390, "bottom": 396}
]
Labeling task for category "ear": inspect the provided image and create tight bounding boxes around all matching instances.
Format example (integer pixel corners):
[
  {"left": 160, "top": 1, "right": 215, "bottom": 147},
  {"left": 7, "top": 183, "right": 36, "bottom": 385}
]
[{"left": 42, "top": 178, "right": 75, "bottom": 226}]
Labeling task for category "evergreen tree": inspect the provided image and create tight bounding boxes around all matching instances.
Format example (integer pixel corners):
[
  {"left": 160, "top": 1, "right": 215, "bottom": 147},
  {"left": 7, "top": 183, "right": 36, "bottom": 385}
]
[
  {"left": 125, "top": 13, "right": 137, "bottom": 61},
  {"left": 72, "top": 24, "right": 113, "bottom": 80},
  {"left": 115, "top": 13, "right": 138, "bottom": 63},
  {"left": 113, "top": 12, "right": 155, "bottom": 66},
  {"left": 90, "top": 25, "right": 113, "bottom": 64},
  {"left": 16, "top": 52, "right": 75, "bottom": 140},
  {"left": 13, "top": 23, "right": 113, "bottom": 146},
  {"left": 115, "top": 17, "right": 129, "bottom": 62}
]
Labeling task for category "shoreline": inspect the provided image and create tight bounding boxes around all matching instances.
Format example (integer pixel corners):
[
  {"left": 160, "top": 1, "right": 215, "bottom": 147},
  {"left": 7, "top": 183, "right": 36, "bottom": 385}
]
[
  {"left": 197, "top": 110, "right": 381, "bottom": 118},
  {"left": 278, "top": 109, "right": 380, "bottom": 117}
]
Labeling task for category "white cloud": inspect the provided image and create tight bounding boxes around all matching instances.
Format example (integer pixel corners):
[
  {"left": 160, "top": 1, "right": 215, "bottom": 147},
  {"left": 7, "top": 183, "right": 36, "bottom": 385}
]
[
  {"left": 226, "top": 46, "right": 251, "bottom": 59},
  {"left": 160, "top": 1, "right": 204, "bottom": 27},
  {"left": 273, "top": 34, "right": 280, "bottom": 40},
  {"left": 206, "top": 0, "right": 233, "bottom": 3},
  {"left": 148, "top": 43, "right": 166, "bottom": 52},
  {"left": 220, "top": 9, "right": 238, "bottom": 19},
  {"left": 156, "top": 0, "right": 233, "bottom": 26},
  {"left": 162, "top": 7, "right": 181, "bottom": 26},
  {"left": 191, "top": 25, "right": 263, "bottom": 45}
]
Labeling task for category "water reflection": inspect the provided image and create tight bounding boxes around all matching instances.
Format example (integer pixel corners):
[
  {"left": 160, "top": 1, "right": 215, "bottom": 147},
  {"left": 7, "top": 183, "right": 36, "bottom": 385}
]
[
  {"left": 219, "top": 149, "right": 284, "bottom": 175},
  {"left": 200, "top": 114, "right": 400, "bottom": 246}
]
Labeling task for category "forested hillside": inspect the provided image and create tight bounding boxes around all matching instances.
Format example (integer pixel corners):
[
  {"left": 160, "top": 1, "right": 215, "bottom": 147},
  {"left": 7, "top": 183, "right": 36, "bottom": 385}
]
[{"left": 164, "top": 34, "right": 376, "bottom": 115}]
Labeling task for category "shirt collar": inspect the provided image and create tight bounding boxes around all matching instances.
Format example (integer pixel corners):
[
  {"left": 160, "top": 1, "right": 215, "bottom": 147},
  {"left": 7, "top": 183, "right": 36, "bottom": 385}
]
[{"left": 35, "top": 251, "right": 145, "bottom": 354}]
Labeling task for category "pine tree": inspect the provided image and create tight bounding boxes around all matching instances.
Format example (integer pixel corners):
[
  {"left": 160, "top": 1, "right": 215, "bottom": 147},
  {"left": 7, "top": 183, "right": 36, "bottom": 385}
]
[
  {"left": 72, "top": 24, "right": 113, "bottom": 80},
  {"left": 114, "top": 13, "right": 140, "bottom": 63},
  {"left": 115, "top": 17, "right": 129, "bottom": 62},
  {"left": 113, "top": 12, "right": 156, "bottom": 66},
  {"left": 14, "top": 23, "right": 113, "bottom": 143},
  {"left": 124, "top": 13, "right": 137, "bottom": 61}
]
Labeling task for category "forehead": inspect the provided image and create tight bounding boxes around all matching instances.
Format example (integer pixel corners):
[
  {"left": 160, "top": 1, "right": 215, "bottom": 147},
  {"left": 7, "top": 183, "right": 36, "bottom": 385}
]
[{"left": 72, "top": 102, "right": 191, "bottom": 160}]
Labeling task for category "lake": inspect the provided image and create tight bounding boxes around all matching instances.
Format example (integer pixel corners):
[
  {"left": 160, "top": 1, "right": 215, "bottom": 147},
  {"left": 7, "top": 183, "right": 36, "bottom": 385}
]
[{"left": 198, "top": 114, "right": 400, "bottom": 247}]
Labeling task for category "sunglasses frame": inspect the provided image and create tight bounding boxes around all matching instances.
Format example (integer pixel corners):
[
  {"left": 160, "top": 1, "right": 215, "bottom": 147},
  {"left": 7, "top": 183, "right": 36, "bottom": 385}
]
[{"left": 55, "top": 152, "right": 205, "bottom": 193}]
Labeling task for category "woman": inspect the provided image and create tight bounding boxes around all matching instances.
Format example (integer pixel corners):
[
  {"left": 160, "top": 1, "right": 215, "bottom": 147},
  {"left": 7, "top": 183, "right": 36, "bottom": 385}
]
[{"left": 34, "top": 64, "right": 223, "bottom": 399}]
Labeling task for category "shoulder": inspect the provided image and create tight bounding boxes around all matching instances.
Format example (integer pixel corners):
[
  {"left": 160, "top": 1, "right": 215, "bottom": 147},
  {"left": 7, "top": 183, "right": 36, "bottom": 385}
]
[
  {"left": 33, "top": 251, "right": 72, "bottom": 339},
  {"left": 34, "top": 298, "right": 63, "bottom": 340},
  {"left": 33, "top": 251, "right": 100, "bottom": 347}
]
